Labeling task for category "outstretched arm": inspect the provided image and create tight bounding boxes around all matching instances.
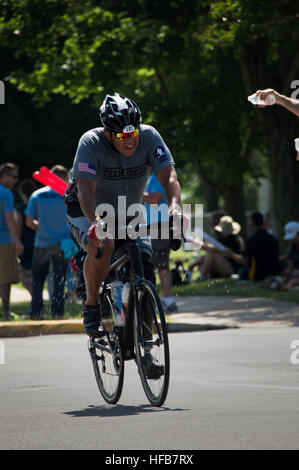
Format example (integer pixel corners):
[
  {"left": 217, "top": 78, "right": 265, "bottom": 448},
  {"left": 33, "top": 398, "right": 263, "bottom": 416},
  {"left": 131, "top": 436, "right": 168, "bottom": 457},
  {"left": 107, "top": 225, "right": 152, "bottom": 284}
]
[{"left": 256, "top": 88, "right": 299, "bottom": 117}]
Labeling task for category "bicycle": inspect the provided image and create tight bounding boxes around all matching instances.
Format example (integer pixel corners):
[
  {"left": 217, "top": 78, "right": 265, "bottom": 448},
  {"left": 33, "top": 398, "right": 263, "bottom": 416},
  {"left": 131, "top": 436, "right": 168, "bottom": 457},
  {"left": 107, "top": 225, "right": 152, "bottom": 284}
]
[{"left": 87, "top": 220, "right": 181, "bottom": 407}]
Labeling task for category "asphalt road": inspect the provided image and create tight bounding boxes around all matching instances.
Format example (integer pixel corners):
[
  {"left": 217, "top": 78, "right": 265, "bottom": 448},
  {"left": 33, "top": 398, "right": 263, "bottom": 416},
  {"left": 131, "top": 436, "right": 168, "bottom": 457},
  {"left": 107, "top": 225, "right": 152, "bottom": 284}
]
[{"left": 1, "top": 328, "right": 299, "bottom": 450}]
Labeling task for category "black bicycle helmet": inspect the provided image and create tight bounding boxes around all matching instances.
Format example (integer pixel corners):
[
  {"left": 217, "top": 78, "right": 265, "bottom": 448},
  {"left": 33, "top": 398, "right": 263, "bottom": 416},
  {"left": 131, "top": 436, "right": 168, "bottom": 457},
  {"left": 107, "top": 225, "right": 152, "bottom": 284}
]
[{"left": 100, "top": 93, "right": 142, "bottom": 133}]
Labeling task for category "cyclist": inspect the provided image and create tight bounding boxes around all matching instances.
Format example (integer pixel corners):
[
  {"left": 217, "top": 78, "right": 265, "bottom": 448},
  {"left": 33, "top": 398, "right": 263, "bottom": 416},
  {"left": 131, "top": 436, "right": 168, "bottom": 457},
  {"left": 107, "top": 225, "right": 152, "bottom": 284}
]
[{"left": 66, "top": 93, "right": 182, "bottom": 376}]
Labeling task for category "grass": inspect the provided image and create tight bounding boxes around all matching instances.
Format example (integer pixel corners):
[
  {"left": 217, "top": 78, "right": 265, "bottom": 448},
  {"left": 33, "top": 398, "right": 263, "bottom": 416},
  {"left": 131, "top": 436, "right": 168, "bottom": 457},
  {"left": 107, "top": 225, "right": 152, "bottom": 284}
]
[
  {"left": 173, "top": 277, "right": 299, "bottom": 303},
  {"left": 7, "top": 300, "right": 82, "bottom": 321},
  {"left": 4, "top": 247, "right": 298, "bottom": 321},
  {"left": 169, "top": 247, "right": 299, "bottom": 304},
  {"left": 9, "top": 277, "right": 297, "bottom": 323}
]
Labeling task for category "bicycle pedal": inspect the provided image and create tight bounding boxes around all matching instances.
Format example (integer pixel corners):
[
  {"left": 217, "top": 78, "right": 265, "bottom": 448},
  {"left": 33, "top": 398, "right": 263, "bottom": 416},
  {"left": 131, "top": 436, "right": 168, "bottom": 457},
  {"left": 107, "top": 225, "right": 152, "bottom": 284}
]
[
  {"left": 123, "top": 348, "right": 135, "bottom": 361},
  {"left": 89, "top": 350, "right": 102, "bottom": 361}
]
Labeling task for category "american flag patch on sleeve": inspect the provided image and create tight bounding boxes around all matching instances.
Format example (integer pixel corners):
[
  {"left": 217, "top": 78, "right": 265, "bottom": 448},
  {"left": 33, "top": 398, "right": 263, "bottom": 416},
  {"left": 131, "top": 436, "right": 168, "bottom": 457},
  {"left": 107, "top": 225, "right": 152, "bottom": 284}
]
[{"left": 78, "top": 162, "right": 97, "bottom": 175}]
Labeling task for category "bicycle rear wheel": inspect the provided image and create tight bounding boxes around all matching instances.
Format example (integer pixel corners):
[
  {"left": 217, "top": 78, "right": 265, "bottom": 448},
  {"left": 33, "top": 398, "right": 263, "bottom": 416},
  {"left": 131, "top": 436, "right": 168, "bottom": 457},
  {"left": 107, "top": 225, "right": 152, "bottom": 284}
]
[
  {"left": 89, "top": 293, "right": 124, "bottom": 404},
  {"left": 134, "top": 280, "right": 170, "bottom": 407}
]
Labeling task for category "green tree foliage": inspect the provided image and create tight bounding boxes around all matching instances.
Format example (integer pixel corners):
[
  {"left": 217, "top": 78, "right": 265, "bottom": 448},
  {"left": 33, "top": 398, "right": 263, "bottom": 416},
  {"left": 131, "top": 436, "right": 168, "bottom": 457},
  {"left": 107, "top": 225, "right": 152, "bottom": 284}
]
[
  {"left": 199, "top": 0, "right": 299, "bottom": 237},
  {"left": 0, "top": 0, "right": 298, "bottom": 239}
]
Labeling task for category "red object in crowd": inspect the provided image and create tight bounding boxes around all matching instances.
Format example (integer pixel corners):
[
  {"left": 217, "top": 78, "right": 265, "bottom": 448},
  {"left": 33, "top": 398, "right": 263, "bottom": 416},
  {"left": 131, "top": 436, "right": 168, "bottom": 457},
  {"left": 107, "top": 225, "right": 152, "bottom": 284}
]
[{"left": 32, "top": 166, "right": 68, "bottom": 196}]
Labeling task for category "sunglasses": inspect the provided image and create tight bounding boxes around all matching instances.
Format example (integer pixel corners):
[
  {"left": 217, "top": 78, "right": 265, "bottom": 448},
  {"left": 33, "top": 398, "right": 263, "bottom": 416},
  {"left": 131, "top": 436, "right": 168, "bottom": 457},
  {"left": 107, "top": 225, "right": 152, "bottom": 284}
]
[{"left": 113, "top": 128, "right": 139, "bottom": 141}]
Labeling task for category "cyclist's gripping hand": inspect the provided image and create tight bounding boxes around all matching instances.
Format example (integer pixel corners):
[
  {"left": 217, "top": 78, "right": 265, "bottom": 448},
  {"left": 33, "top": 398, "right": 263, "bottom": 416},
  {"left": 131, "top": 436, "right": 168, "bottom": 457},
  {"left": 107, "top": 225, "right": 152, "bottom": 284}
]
[
  {"left": 168, "top": 204, "right": 189, "bottom": 250},
  {"left": 87, "top": 221, "right": 109, "bottom": 248}
]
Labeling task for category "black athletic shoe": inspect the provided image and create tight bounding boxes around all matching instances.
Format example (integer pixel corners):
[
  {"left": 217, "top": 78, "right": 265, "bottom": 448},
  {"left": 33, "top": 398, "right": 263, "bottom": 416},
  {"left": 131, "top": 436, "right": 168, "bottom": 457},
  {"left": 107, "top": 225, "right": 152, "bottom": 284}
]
[
  {"left": 82, "top": 305, "right": 104, "bottom": 337},
  {"left": 142, "top": 353, "right": 165, "bottom": 379}
]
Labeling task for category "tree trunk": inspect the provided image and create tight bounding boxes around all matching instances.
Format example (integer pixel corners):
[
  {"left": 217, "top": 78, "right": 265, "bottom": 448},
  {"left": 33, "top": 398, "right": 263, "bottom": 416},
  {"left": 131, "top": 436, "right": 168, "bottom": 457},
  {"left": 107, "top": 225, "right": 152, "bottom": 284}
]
[
  {"left": 202, "top": 186, "right": 220, "bottom": 212},
  {"left": 240, "top": 42, "right": 299, "bottom": 243},
  {"left": 262, "top": 110, "right": 299, "bottom": 242},
  {"left": 192, "top": 157, "right": 247, "bottom": 235},
  {"left": 222, "top": 176, "right": 248, "bottom": 238}
]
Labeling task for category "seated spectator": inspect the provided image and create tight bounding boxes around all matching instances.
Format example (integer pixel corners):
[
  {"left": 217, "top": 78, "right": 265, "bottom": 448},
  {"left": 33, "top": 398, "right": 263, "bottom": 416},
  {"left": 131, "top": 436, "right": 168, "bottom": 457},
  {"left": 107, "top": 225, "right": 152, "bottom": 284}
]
[
  {"left": 187, "top": 210, "right": 226, "bottom": 280},
  {"left": 225, "top": 211, "right": 279, "bottom": 281},
  {"left": 197, "top": 215, "right": 243, "bottom": 280},
  {"left": 281, "top": 221, "right": 299, "bottom": 289}
]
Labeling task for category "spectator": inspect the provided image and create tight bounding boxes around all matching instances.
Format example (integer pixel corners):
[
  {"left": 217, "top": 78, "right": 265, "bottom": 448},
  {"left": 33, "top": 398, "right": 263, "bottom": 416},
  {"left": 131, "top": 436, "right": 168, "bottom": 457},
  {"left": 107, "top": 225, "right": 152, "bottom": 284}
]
[
  {"left": 143, "top": 173, "right": 178, "bottom": 313},
  {"left": 62, "top": 241, "right": 85, "bottom": 304},
  {"left": 187, "top": 210, "right": 226, "bottom": 280},
  {"left": 198, "top": 215, "right": 243, "bottom": 280},
  {"left": 0, "top": 163, "right": 23, "bottom": 319},
  {"left": 210, "top": 210, "right": 227, "bottom": 229},
  {"left": 281, "top": 221, "right": 299, "bottom": 289},
  {"left": 255, "top": 88, "right": 299, "bottom": 117},
  {"left": 69, "top": 248, "right": 87, "bottom": 303},
  {"left": 15, "top": 179, "right": 37, "bottom": 294},
  {"left": 25, "top": 165, "right": 71, "bottom": 319},
  {"left": 225, "top": 211, "right": 280, "bottom": 281}
]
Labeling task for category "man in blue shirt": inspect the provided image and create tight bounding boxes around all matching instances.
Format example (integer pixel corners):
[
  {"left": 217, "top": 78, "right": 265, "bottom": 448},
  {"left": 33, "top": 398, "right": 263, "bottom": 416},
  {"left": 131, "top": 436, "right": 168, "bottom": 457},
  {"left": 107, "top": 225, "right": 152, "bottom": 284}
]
[
  {"left": 26, "top": 165, "right": 71, "bottom": 319},
  {"left": 0, "top": 163, "right": 23, "bottom": 319},
  {"left": 143, "top": 173, "right": 178, "bottom": 313}
]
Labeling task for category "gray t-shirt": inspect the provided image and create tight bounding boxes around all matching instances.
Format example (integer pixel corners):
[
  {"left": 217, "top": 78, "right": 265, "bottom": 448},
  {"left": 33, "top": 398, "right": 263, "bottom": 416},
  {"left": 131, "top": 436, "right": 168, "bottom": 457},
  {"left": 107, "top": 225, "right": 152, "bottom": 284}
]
[{"left": 71, "top": 124, "right": 174, "bottom": 217}]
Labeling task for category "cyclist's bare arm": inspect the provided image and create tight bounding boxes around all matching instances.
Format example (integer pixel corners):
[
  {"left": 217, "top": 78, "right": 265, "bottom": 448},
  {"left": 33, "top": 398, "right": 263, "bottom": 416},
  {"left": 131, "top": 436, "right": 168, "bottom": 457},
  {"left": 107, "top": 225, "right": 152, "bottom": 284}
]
[
  {"left": 156, "top": 165, "right": 181, "bottom": 212},
  {"left": 77, "top": 177, "right": 98, "bottom": 223},
  {"left": 143, "top": 192, "right": 163, "bottom": 204},
  {"left": 256, "top": 88, "right": 299, "bottom": 117}
]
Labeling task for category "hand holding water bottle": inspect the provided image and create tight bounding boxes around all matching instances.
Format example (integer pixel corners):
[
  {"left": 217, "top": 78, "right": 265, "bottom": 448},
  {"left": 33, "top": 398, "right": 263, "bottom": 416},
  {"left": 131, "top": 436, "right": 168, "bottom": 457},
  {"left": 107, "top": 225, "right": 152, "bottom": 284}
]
[
  {"left": 248, "top": 88, "right": 299, "bottom": 116},
  {"left": 248, "top": 89, "right": 276, "bottom": 106}
]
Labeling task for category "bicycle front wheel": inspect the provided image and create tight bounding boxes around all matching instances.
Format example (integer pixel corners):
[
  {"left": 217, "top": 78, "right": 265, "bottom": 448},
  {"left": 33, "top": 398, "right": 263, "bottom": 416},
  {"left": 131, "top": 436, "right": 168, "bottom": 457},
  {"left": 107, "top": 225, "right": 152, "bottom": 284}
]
[
  {"left": 134, "top": 280, "right": 170, "bottom": 407},
  {"left": 89, "top": 293, "right": 124, "bottom": 404}
]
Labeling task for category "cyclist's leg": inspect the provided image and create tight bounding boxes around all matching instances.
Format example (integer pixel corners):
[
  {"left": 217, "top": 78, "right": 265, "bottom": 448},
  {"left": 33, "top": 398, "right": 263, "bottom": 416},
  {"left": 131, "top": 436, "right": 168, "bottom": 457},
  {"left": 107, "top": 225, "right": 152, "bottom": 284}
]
[
  {"left": 67, "top": 213, "right": 114, "bottom": 302},
  {"left": 67, "top": 212, "right": 114, "bottom": 335},
  {"left": 84, "top": 239, "right": 114, "bottom": 305}
]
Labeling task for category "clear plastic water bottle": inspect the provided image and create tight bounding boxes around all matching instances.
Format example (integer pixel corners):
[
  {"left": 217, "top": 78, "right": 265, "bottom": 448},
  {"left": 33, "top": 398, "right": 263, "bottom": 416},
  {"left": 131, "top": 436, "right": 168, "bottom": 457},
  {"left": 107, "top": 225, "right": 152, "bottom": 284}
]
[
  {"left": 247, "top": 93, "right": 275, "bottom": 106},
  {"left": 111, "top": 280, "right": 124, "bottom": 326},
  {"left": 121, "top": 282, "right": 130, "bottom": 323},
  {"left": 122, "top": 282, "right": 130, "bottom": 306}
]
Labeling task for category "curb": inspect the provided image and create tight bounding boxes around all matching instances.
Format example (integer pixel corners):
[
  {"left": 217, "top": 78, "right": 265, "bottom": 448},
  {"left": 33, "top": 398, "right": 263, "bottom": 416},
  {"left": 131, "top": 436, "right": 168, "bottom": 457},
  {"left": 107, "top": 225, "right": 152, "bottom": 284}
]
[
  {"left": 0, "top": 318, "right": 237, "bottom": 338},
  {"left": 0, "top": 320, "right": 84, "bottom": 338}
]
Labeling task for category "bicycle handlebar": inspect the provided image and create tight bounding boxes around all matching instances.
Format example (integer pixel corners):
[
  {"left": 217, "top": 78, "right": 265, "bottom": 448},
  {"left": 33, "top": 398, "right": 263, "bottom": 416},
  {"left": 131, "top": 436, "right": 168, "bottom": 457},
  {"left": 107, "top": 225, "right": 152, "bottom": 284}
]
[{"left": 91, "top": 218, "right": 184, "bottom": 259}]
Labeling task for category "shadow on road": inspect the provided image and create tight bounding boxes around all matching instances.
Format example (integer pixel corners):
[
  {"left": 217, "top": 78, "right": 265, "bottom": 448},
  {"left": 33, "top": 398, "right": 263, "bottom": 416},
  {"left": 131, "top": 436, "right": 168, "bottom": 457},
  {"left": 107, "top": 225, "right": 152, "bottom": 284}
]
[
  {"left": 176, "top": 296, "right": 299, "bottom": 326},
  {"left": 64, "top": 404, "right": 187, "bottom": 418}
]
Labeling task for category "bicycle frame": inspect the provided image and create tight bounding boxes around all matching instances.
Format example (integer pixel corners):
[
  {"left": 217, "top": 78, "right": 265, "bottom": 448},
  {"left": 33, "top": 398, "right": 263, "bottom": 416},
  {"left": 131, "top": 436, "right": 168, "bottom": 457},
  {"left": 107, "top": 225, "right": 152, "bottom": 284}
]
[
  {"left": 88, "top": 226, "right": 175, "bottom": 406},
  {"left": 90, "top": 239, "right": 149, "bottom": 362}
]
